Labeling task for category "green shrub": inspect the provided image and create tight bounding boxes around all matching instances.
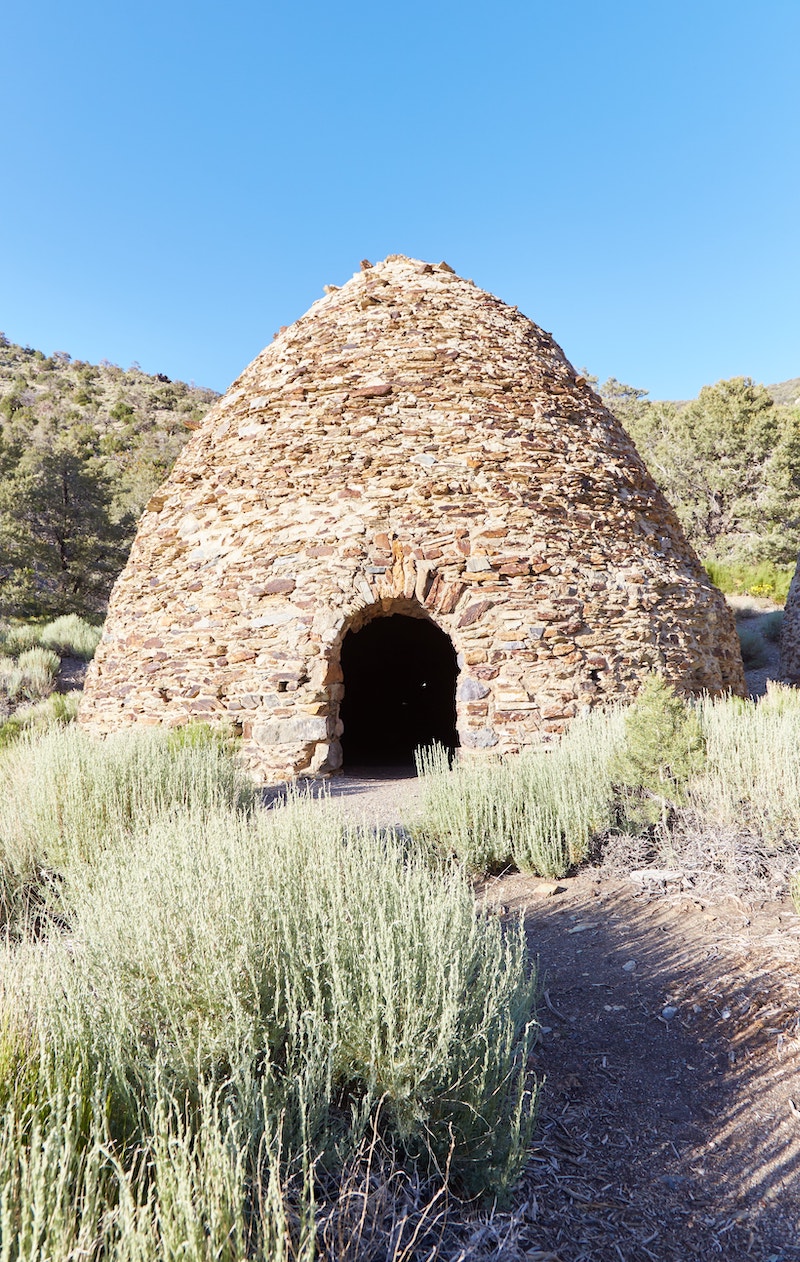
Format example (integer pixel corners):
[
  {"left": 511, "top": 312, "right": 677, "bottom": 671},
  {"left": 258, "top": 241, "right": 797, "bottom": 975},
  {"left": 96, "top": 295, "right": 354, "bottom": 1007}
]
[
  {"left": 421, "top": 687, "right": 800, "bottom": 884},
  {"left": 762, "top": 610, "right": 784, "bottom": 643},
  {"left": 704, "top": 559, "right": 794, "bottom": 604},
  {"left": 0, "top": 692, "right": 80, "bottom": 750},
  {"left": 610, "top": 673, "right": 706, "bottom": 826},
  {"left": 737, "top": 625, "right": 768, "bottom": 669},
  {"left": 0, "top": 793, "right": 538, "bottom": 1252},
  {"left": 39, "top": 614, "right": 102, "bottom": 661},
  {"left": 0, "top": 990, "right": 37, "bottom": 1115},
  {"left": 0, "top": 1076, "right": 296, "bottom": 1261},
  {"left": 15, "top": 647, "right": 60, "bottom": 700},
  {"left": 0, "top": 656, "right": 23, "bottom": 701},
  {"left": 43, "top": 804, "right": 536, "bottom": 1188},
  {"left": 686, "top": 688, "right": 800, "bottom": 845},
  {"left": 17, "top": 646, "right": 59, "bottom": 675},
  {"left": 0, "top": 726, "right": 257, "bottom": 895},
  {"left": 0, "top": 1056, "right": 450, "bottom": 1260},
  {"left": 0, "top": 647, "right": 60, "bottom": 704},
  {"left": 0, "top": 623, "right": 42, "bottom": 657},
  {"left": 416, "top": 708, "right": 623, "bottom": 877}
]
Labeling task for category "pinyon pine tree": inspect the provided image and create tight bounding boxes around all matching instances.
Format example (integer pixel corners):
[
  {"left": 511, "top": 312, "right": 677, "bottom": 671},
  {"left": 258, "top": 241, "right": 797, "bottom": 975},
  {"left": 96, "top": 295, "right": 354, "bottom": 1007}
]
[
  {"left": 611, "top": 672, "right": 706, "bottom": 827},
  {"left": 0, "top": 419, "right": 132, "bottom": 617}
]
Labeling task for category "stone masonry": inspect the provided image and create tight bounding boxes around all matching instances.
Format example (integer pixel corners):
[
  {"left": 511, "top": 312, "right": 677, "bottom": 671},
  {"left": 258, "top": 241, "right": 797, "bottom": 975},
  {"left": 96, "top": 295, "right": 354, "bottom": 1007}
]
[
  {"left": 79, "top": 255, "right": 746, "bottom": 780},
  {"left": 781, "top": 555, "right": 800, "bottom": 682}
]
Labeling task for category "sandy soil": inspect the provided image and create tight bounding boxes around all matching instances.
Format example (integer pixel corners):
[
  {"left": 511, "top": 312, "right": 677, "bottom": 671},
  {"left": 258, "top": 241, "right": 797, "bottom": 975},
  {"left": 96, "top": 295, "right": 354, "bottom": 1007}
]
[
  {"left": 483, "top": 869, "right": 800, "bottom": 1260},
  {"left": 264, "top": 765, "right": 424, "bottom": 827}
]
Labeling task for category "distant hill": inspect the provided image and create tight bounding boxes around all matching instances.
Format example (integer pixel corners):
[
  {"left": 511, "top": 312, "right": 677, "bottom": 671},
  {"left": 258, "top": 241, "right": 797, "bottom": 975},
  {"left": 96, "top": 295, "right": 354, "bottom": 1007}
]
[
  {"left": 649, "top": 377, "right": 800, "bottom": 411},
  {"left": 0, "top": 333, "right": 220, "bottom": 618},
  {"left": 767, "top": 377, "right": 800, "bottom": 408},
  {"left": 0, "top": 334, "right": 219, "bottom": 520}
]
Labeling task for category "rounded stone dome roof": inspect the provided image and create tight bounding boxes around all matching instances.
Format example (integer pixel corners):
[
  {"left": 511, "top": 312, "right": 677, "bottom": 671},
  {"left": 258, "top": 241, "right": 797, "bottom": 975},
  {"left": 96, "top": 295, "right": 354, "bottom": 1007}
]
[{"left": 81, "top": 255, "right": 745, "bottom": 779}]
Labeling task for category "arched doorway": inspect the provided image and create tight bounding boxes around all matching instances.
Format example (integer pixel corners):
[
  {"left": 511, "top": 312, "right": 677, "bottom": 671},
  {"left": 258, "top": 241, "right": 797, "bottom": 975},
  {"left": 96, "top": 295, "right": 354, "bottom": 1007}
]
[{"left": 340, "top": 614, "right": 459, "bottom": 768}]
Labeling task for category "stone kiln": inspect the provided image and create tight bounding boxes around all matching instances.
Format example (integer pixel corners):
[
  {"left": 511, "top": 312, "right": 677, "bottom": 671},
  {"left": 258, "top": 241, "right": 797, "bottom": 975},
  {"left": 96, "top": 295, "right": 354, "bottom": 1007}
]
[
  {"left": 80, "top": 256, "right": 745, "bottom": 780},
  {"left": 781, "top": 557, "right": 800, "bottom": 683}
]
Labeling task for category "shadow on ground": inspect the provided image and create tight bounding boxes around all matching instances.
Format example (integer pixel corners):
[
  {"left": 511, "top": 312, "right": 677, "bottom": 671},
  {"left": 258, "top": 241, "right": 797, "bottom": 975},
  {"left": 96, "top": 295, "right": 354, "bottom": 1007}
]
[
  {"left": 257, "top": 768, "right": 800, "bottom": 1258},
  {"left": 484, "top": 871, "right": 800, "bottom": 1260}
]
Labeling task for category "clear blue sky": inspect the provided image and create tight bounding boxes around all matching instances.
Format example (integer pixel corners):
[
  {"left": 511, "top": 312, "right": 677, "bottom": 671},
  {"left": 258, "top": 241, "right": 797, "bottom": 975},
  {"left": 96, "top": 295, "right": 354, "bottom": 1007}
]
[{"left": 2, "top": 1, "right": 798, "bottom": 400}]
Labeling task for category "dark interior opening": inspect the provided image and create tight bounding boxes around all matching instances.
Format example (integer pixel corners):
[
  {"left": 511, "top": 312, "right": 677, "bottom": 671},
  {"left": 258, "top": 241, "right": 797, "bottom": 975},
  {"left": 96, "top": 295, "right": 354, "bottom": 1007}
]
[{"left": 340, "top": 614, "right": 459, "bottom": 769}]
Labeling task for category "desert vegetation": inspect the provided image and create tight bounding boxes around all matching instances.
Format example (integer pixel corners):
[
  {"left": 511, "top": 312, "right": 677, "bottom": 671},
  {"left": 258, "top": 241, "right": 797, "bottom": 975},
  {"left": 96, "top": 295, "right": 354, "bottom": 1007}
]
[
  {"left": 417, "top": 677, "right": 800, "bottom": 895},
  {"left": 597, "top": 375, "right": 800, "bottom": 576},
  {"left": 2, "top": 669, "right": 800, "bottom": 1254},
  {"left": 416, "top": 709, "right": 620, "bottom": 876},
  {"left": 0, "top": 614, "right": 100, "bottom": 746},
  {"left": 0, "top": 335, "right": 217, "bottom": 618},
  {"left": 0, "top": 725, "right": 538, "bottom": 1259}
]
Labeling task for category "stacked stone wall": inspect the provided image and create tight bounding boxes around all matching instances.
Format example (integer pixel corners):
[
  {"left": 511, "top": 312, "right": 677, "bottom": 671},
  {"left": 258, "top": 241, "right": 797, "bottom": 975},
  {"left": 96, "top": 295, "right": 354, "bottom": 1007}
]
[
  {"left": 80, "top": 256, "right": 745, "bottom": 781},
  {"left": 781, "top": 555, "right": 800, "bottom": 682}
]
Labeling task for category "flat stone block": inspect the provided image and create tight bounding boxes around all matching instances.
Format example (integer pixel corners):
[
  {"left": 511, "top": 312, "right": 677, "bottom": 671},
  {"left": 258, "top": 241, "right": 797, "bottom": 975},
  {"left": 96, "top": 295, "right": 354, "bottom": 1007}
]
[
  {"left": 461, "top": 727, "right": 499, "bottom": 749},
  {"left": 253, "top": 715, "right": 329, "bottom": 745}
]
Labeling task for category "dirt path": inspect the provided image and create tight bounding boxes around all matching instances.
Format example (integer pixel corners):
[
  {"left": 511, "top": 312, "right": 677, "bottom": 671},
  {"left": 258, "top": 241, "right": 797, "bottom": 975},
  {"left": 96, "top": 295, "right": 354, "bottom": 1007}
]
[
  {"left": 291, "top": 762, "right": 800, "bottom": 1257},
  {"left": 727, "top": 594, "right": 784, "bottom": 700},
  {"left": 264, "top": 767, "right": 423, "bottom": 827},
  {"left": 481, "top": 870, "right": 800, "bottom": 1260}
]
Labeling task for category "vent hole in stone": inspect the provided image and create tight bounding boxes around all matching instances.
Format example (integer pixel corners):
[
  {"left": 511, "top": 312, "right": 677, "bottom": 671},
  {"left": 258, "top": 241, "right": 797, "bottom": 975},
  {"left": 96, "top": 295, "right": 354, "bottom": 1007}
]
[{"left": 340, "top": 614, "right": 458, "bottom": 770}]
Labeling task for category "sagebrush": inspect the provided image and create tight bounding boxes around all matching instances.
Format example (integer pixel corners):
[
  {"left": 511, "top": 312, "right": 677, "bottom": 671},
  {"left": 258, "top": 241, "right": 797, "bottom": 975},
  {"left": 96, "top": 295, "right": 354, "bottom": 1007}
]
[
  {"left": 0, "top": 728, "right": 538, "bottom": 1258},
  {"left": 416, "top": 681, "right": 800, "bottom": 886},
  {"left": 416, "top": 707, "right": 623, "bottom": 876}
]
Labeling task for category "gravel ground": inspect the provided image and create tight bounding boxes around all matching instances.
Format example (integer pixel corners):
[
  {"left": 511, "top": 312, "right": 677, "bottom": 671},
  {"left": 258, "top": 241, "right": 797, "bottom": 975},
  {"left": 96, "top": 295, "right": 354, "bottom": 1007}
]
[
  {"left": 264, "top": 766, "right": 423, "bottom": 828},
  {"left": 726, "top": 593, "right": 784, "bottom": 699}
]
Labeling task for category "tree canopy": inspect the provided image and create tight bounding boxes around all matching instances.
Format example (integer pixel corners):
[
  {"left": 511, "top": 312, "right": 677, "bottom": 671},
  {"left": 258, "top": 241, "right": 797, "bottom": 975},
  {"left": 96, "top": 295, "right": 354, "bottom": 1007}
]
[
  {"left": 599, "top": 375, "right": 800, "bottom": 566},
  {"left": 0, "top": 420, "right": 132, "bottom": 616}
]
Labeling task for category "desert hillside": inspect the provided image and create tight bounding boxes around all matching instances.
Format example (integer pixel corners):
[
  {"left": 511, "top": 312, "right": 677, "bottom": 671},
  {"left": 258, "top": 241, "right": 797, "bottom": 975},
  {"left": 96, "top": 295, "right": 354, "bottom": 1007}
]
[{"left": 0, "top": 333, "right": 218, "bottom": 616}]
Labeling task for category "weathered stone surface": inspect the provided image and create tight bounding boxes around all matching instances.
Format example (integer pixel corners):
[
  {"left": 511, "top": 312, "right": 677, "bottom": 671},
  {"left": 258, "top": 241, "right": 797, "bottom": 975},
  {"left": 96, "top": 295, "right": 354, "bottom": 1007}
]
[
  {"left": 462, "top": 728, "right": 500, "bottom": 749},
  {"left": 457, "top": 677, "right": 491, "bottom": 702},
  {"left": 80, "top": 255, "right": 745, "bottom": 781},
  {"left": 781, "top": 556, "right": 800, "bottom": 681},
  {"left": 253, "top": 716, "right": 329, "bottom": 745}
]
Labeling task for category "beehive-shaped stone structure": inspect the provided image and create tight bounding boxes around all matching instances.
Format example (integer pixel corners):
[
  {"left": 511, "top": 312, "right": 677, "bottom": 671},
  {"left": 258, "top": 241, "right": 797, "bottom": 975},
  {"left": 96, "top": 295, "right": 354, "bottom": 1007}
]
[
  {"left": 80, "top": 256, "right": 745, "bottom": 780},
  {"left": 780, "top": 556, "right": 800, "bottom": 683}
]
